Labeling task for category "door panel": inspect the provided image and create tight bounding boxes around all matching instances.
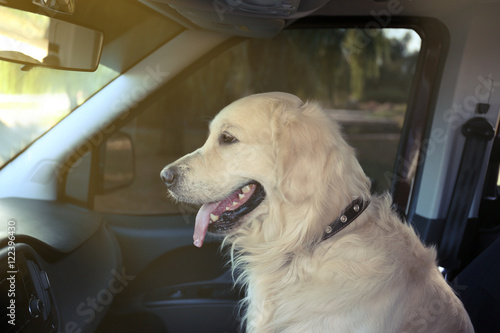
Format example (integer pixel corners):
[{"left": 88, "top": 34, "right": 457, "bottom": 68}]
[{"left": 101, "top": 216, "right": 241, "bottom": 332}]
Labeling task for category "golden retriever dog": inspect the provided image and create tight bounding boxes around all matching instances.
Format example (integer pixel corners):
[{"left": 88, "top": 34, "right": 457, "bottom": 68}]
[{"left": 161, "top": 92, "right": 474, "bottom": 333}]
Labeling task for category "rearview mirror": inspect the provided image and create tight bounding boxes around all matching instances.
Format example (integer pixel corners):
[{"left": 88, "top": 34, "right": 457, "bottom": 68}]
[{"left": 0, "top": 5, "right": 103, "bottom": 71}]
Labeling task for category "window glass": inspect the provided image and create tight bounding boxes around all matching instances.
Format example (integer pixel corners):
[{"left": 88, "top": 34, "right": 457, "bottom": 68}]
[
  {"left": 94, "top": 28, "right": 421, "bottom": 214},
  {"left": 0, "top": 62, "right": 119, "bottom": 168},
  {"left": 0, "top": 1, "right": 182, "bottom": 169}
]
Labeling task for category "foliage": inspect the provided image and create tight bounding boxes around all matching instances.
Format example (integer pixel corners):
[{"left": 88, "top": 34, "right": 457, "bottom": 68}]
[
  {"left": 164, "top": 28, "right": 420, "bottom": 125},
  {"left": 0, "top": 61, "right": 118, "bottom": 167}
]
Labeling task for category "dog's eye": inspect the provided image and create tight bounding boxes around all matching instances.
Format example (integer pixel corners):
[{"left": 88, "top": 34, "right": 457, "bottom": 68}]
[{"left": 220, "top": 132, "right": 238, "bottom": 145}]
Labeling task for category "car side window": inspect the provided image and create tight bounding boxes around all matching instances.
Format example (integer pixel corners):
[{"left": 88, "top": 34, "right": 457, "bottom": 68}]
[{"left": 92, "top": 28, "right": 421, "bottom": 215}]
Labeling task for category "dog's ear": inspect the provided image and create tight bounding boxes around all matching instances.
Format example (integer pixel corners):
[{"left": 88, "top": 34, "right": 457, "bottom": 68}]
[{"left": 272, "top": 101, "right": 338, "bottom": 204}]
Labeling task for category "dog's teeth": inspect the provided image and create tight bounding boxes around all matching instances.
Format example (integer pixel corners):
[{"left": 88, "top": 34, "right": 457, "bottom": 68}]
[
  {"left": 226, "top": 206, "right": 231, "bottom": 211},
  {"left": 239, "top": 193, "right": 245, "bottom": 200},
  {"left": 242, "top": 185, "right": 251, "bottom": 193},
  {"left": 210, "top": 213, "right": 219, "bottom": 222},
  {"left": 232, "top": 201, "right": 238, "bottom": 207}
]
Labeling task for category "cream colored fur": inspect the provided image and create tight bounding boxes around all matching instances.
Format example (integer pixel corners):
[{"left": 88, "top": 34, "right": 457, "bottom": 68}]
[{"left": 165, "top": 92, "right": 474, "bottom": 333}]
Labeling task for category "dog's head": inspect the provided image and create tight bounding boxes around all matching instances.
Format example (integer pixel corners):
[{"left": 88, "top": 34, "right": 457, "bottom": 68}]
[{"left": 161, "top": 92, "right": 370, "bottom": 247}]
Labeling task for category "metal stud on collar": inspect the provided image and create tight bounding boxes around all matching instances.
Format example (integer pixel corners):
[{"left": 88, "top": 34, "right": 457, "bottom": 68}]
[{"left": 322, "top": 198, "right": 371, "bottom": 241}]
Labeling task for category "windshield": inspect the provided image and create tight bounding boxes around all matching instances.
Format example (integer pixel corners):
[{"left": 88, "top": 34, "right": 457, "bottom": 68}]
[
  {"left": 0, "top": 0, "right": 183, "bottom": 170},
  {"left": 0, "top": 58, "right": 119, "bottom": 169}
]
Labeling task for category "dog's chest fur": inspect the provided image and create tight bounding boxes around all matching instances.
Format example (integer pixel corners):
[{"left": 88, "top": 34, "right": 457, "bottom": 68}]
[
  {"left": 235, "top": 201, "right": 473, "bottom": 333},
  {"left": 241, "top": 244, "right": 404, "bottom": 332}
]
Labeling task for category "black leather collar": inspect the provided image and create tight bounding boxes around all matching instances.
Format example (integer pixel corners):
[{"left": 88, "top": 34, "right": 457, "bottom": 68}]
[{"left": 322, "top": 198, "right": 370, "bottom": 241}]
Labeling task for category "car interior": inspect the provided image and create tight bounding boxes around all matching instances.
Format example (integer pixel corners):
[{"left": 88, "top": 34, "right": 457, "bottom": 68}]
[{"left": 0, "top": 0, "right": 499, "bottom": 332}]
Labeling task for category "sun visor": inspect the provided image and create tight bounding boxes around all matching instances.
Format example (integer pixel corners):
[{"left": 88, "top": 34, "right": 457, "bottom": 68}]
[{"left": 144, "top": 0, "right": 330, "bottom": 38}]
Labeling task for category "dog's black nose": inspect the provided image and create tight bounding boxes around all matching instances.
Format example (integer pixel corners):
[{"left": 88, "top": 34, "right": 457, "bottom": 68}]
[{"left": 161, "top": 167, "right": 177, "bottom": 188}]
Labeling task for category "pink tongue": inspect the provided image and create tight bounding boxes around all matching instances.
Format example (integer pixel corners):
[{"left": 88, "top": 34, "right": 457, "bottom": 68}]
[
  {"left": 193, "top": 201, "right": 219, "bottom": 248},
  {"left": 192, "top": 185, "right": 257, "bottom": 248}
]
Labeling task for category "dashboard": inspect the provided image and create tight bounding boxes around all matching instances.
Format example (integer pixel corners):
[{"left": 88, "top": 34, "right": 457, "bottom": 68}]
[{"left": 0, "top": 198, "right": 122, "bottom": 333}]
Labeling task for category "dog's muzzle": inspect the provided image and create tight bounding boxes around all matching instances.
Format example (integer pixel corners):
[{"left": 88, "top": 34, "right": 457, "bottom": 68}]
[{"left": 161, "top": 165, "right": 266, "bottom": 248}]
